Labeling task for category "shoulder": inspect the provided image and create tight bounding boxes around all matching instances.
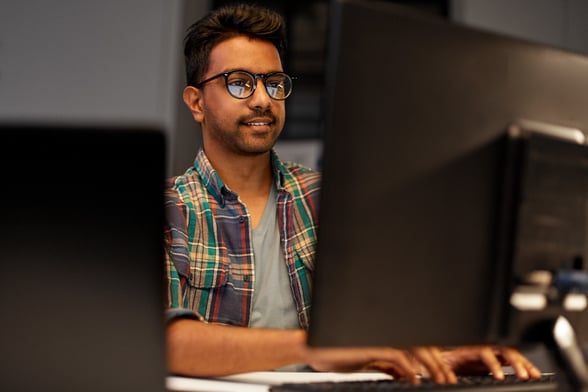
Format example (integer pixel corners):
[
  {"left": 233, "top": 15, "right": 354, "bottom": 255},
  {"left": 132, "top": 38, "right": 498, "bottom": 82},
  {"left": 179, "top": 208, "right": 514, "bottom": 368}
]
[
  {"left": 277, "top": 161, "right": 321, "bottom": 215},
  {"left": 165, "top": 167, "right": 201, "bottom": 198},
  {"left": 164, "top": 166, "right": 210, "bottom": 219},
  {"left": 279, "top": 160, "right": 322, "bottom": 189}
]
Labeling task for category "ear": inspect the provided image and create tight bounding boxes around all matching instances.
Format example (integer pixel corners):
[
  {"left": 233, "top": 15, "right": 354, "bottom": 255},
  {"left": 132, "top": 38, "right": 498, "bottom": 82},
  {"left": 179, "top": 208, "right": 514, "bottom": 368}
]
[{"left": 183, "top": 86, "right": 205, "bottom": 123}]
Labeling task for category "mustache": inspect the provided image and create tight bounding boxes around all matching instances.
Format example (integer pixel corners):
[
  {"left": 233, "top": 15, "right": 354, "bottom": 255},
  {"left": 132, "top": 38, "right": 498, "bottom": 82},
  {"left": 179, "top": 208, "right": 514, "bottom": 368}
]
[{"left": 240, "top": 109, "right": 276, "bottom": 123}]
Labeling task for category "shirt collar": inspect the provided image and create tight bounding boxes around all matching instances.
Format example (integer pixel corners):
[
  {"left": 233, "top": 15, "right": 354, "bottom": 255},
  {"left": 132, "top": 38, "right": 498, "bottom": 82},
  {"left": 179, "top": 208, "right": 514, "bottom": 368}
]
[{"left": 193, "top": 149, "right": 288, "bottom": 206}]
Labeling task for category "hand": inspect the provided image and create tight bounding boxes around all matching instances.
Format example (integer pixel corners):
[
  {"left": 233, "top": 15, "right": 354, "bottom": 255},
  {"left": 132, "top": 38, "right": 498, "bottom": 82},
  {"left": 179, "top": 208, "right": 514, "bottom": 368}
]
[
  {"left": 304, "top": 346, "right": 458, "bottom": 384},
  {"left": 440, "top": 346, "right": 542, "bottom": 380},
  {"left": 304, "top": 346, "right": 421, "bottom": 384},
  {"left": 408, "top": 346, "right": 458, "bottom": 384},
  {"left": 304, "top": 345, "right": 541, "bottom": 385}
]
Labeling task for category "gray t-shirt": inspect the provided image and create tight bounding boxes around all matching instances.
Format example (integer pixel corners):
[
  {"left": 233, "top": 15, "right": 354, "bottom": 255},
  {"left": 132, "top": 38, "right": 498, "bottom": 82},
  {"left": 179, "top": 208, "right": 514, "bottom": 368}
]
[{"left": 249, "top": 184, "right": 300, "bottom": 330}]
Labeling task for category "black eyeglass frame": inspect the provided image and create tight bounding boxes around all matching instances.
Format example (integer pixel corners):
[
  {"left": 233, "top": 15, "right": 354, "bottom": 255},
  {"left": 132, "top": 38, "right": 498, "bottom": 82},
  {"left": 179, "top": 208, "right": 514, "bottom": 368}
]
[{"left": 194, "top": 70, "right": 294, "bottom": 100}]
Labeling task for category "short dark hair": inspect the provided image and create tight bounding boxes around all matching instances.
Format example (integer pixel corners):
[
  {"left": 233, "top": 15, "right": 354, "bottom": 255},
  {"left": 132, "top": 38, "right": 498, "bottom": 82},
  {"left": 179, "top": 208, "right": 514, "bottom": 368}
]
[{"left": 184, "top": 3, "right": 287, "bottom": 87}]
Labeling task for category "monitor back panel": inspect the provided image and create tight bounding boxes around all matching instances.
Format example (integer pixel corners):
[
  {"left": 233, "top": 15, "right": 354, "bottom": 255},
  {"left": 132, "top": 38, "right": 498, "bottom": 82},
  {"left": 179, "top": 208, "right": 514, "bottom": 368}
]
[
  {"left": 309, "top": 0, "right": 588, "bottom": 348},
  {"left": 0, "top": 124, "right": 167, "bottom": 392}
]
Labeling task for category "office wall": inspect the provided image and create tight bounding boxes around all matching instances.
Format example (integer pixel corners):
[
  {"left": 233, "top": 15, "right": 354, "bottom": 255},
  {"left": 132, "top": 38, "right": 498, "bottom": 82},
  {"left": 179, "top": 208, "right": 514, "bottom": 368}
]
[
  {"left": 451, "top": 0, "right": 588, "bottom": 55},
  {"left": 0, "top": 0, "right": 188, "bottom": 174},
  {"left": 169, "top": 0, "right": 210, "bottom": 176},
  {"left": 0, "top": 0, "right": 186, "bottom": 124}
]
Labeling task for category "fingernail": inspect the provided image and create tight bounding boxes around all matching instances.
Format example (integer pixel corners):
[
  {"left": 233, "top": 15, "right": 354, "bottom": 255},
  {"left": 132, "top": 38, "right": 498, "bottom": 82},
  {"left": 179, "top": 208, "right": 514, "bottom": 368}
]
[{"left": 494, "top": 370, "right": 505, "bottom": 380}]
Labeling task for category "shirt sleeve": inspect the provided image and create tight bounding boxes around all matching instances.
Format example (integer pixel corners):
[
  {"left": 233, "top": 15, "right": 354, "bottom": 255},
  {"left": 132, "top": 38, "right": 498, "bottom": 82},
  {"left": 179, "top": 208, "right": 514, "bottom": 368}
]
[
  {"left": 165, "top": 307, "right": 203, "bottom": 324},
  {"left": 163, "top": 179, "right": 205, "bottom": 321}
]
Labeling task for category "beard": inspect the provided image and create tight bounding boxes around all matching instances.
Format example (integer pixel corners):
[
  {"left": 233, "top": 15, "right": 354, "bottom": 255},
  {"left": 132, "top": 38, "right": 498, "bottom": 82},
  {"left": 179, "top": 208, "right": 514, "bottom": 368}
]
[{"left": 208, "top": 110, "right": 283, "bottom": 156}]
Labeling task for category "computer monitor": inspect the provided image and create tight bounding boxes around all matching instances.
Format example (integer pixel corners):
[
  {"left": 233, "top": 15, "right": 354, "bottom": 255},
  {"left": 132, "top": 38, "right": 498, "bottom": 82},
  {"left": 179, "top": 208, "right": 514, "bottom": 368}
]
[
  {"left": 309, "top": 0, "right": 588, "bottom": 372},
  {"left": 0, "top": 124, "right": 167, "bottom": 392}
]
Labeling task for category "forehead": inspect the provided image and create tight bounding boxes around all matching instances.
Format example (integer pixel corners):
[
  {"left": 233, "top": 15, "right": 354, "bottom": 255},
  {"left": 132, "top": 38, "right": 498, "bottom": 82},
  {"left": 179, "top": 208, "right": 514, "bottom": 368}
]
[{"left": 207, "top": 36, "right": 283, "bottom": 75}]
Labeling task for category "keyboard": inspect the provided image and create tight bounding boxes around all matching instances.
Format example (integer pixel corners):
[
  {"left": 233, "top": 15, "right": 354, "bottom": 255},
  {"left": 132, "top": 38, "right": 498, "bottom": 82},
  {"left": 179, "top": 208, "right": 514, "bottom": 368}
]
[{"left": 269, "top": 374, "right": 559, "bottom": 392}]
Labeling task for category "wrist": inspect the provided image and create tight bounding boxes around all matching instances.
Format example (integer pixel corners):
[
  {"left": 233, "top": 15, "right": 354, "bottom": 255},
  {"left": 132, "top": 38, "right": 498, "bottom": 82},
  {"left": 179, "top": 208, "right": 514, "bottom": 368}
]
[{"left": 291, "top": 329, "right": 310, "bottom": 363}]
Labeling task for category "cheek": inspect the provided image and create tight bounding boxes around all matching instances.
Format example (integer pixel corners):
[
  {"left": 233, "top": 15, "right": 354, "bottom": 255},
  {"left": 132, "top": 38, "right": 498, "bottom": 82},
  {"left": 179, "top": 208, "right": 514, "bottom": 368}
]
[
  {"left": 201, "top": 96, "right": 232, "bottom": 124},
  {"left": 276, "top": 103, "right": 287, "bottom": 122}
]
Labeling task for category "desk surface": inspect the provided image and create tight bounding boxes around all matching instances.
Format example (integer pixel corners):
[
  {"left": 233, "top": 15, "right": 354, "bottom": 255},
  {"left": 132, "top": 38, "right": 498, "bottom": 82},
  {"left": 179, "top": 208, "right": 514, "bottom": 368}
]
[{"left": 167, "top": 371, "right": 392, "bottom": 392}]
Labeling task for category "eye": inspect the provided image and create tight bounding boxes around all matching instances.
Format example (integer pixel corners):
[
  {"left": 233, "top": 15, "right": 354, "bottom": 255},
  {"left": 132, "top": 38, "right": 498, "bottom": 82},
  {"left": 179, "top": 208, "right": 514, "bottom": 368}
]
[
  {"left": 226, "top": 73, "right": 254, "bottom": 98},
  {"left": 267, "top": 81, "right": 285, "bottom": 90},
  {"left": 227, "top": 78, "right": 251, "bottom": 89}
]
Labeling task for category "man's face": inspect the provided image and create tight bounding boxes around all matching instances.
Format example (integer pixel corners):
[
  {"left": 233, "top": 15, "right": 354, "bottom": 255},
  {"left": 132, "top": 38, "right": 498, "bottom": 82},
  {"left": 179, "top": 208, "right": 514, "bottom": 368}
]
[{"left": 192, "top": 36, "right": 286, "bottom": 157}]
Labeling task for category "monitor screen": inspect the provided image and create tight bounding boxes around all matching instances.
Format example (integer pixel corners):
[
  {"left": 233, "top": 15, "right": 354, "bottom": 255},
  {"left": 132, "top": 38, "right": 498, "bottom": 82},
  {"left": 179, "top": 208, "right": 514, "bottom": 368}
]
[{"left": 308, "top": 0, "right": 588, "bottom": 353}]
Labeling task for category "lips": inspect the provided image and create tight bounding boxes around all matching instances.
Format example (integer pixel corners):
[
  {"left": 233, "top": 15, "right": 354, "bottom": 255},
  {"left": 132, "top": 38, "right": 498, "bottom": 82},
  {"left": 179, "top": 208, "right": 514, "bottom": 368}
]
[
  {"left": 247, "top": 121, "right": 271, "bottom": 126},
  {"left": 242, "top": 116, "right": 275, "bottom": 126}
]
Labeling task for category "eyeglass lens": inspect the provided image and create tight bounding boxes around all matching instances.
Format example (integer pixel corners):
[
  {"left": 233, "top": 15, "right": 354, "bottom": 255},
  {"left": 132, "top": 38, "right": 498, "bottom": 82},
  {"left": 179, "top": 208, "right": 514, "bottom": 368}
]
[{"left": 226, "top": 71, "right": 292, "bottom": 100}]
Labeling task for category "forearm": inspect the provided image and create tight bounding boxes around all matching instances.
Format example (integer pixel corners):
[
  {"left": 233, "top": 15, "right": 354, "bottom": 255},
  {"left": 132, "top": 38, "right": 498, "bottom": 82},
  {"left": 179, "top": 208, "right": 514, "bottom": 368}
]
[{"left": 166, "top": 319, "right": 308, "bottom": 377}]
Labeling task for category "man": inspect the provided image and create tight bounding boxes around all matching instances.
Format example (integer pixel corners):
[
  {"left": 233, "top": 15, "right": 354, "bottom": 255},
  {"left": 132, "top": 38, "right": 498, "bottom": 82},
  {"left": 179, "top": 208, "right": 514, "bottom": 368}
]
[{"left": 164, "top": 3, "right": 541, "bottom": 384}]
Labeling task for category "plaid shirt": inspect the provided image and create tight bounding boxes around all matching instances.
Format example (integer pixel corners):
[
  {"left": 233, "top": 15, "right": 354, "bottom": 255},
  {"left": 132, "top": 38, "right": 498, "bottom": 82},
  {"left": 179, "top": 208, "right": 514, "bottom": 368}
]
[{"left": 164, "top": 149, "right": 321, "bottom": 329}]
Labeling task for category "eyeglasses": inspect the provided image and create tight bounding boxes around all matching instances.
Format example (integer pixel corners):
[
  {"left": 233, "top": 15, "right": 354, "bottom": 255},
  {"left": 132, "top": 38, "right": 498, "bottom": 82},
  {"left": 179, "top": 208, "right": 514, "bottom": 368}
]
[{"left": 195, "top": 70, "right": 294, "bottom": 100}]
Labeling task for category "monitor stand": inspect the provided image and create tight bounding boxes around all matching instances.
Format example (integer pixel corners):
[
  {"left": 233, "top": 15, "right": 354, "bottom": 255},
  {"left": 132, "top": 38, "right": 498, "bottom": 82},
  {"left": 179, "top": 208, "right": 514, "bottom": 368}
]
[
  {"left": 549, "top": 316, "right": 588, "bottom": 392},
  {"left": 510, "top": 268, "right": 588, "bottom": 391}
]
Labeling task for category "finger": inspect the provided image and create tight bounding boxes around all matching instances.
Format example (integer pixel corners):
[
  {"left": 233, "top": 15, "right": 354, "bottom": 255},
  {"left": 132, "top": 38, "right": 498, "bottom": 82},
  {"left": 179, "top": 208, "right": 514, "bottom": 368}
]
[
  {"left": 429, "top": 347, "right": 458, "bottom": 384},
  {"left": 381, "top": 349, "right": 421, "bottom": 384},
  {"left": 499, "top": 348, "right": 541, "bottom": 379},
  {"left": 389, "top": 350, "right": 421, "bottom": 384},
  {"left": 366, "top": 360, "right": 420, "bottom": 385},
  {"left": 479, "top": 347, "right": 504, "bottom": 380},
  {"left": 412, "top": 347, "right": 457, "bottom": 384}
]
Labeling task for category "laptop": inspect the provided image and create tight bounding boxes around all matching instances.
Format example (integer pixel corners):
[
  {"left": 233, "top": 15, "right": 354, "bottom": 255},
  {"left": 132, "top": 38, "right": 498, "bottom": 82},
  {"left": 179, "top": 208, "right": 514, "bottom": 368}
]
[{"left": 0, "top": 124, "right": 167, "bottom": 392}]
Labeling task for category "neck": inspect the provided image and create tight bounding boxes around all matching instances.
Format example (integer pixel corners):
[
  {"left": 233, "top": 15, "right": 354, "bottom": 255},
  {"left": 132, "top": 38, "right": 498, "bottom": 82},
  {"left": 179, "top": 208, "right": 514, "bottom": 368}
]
[
  {"left": 203, "top": 146, "right": 274, "bottom": 229},
  {"left": 204, "top": 147, "right": 274, "bottom": 199}
]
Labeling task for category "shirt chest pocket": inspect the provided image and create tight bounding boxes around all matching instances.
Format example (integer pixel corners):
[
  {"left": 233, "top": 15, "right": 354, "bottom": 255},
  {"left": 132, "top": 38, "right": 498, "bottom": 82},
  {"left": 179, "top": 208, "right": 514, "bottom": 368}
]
[
  {"left": 182, "top": 244, "right": 249, "bottom": 326},
  {"left": 185, "top": 244, "right": 229, "bottom": 289}
]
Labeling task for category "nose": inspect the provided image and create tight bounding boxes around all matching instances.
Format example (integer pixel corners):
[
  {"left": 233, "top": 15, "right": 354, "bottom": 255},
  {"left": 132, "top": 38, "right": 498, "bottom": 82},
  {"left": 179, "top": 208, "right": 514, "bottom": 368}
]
[{"left": 248, "top": 77, "right": 272, "bottom": 110}]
